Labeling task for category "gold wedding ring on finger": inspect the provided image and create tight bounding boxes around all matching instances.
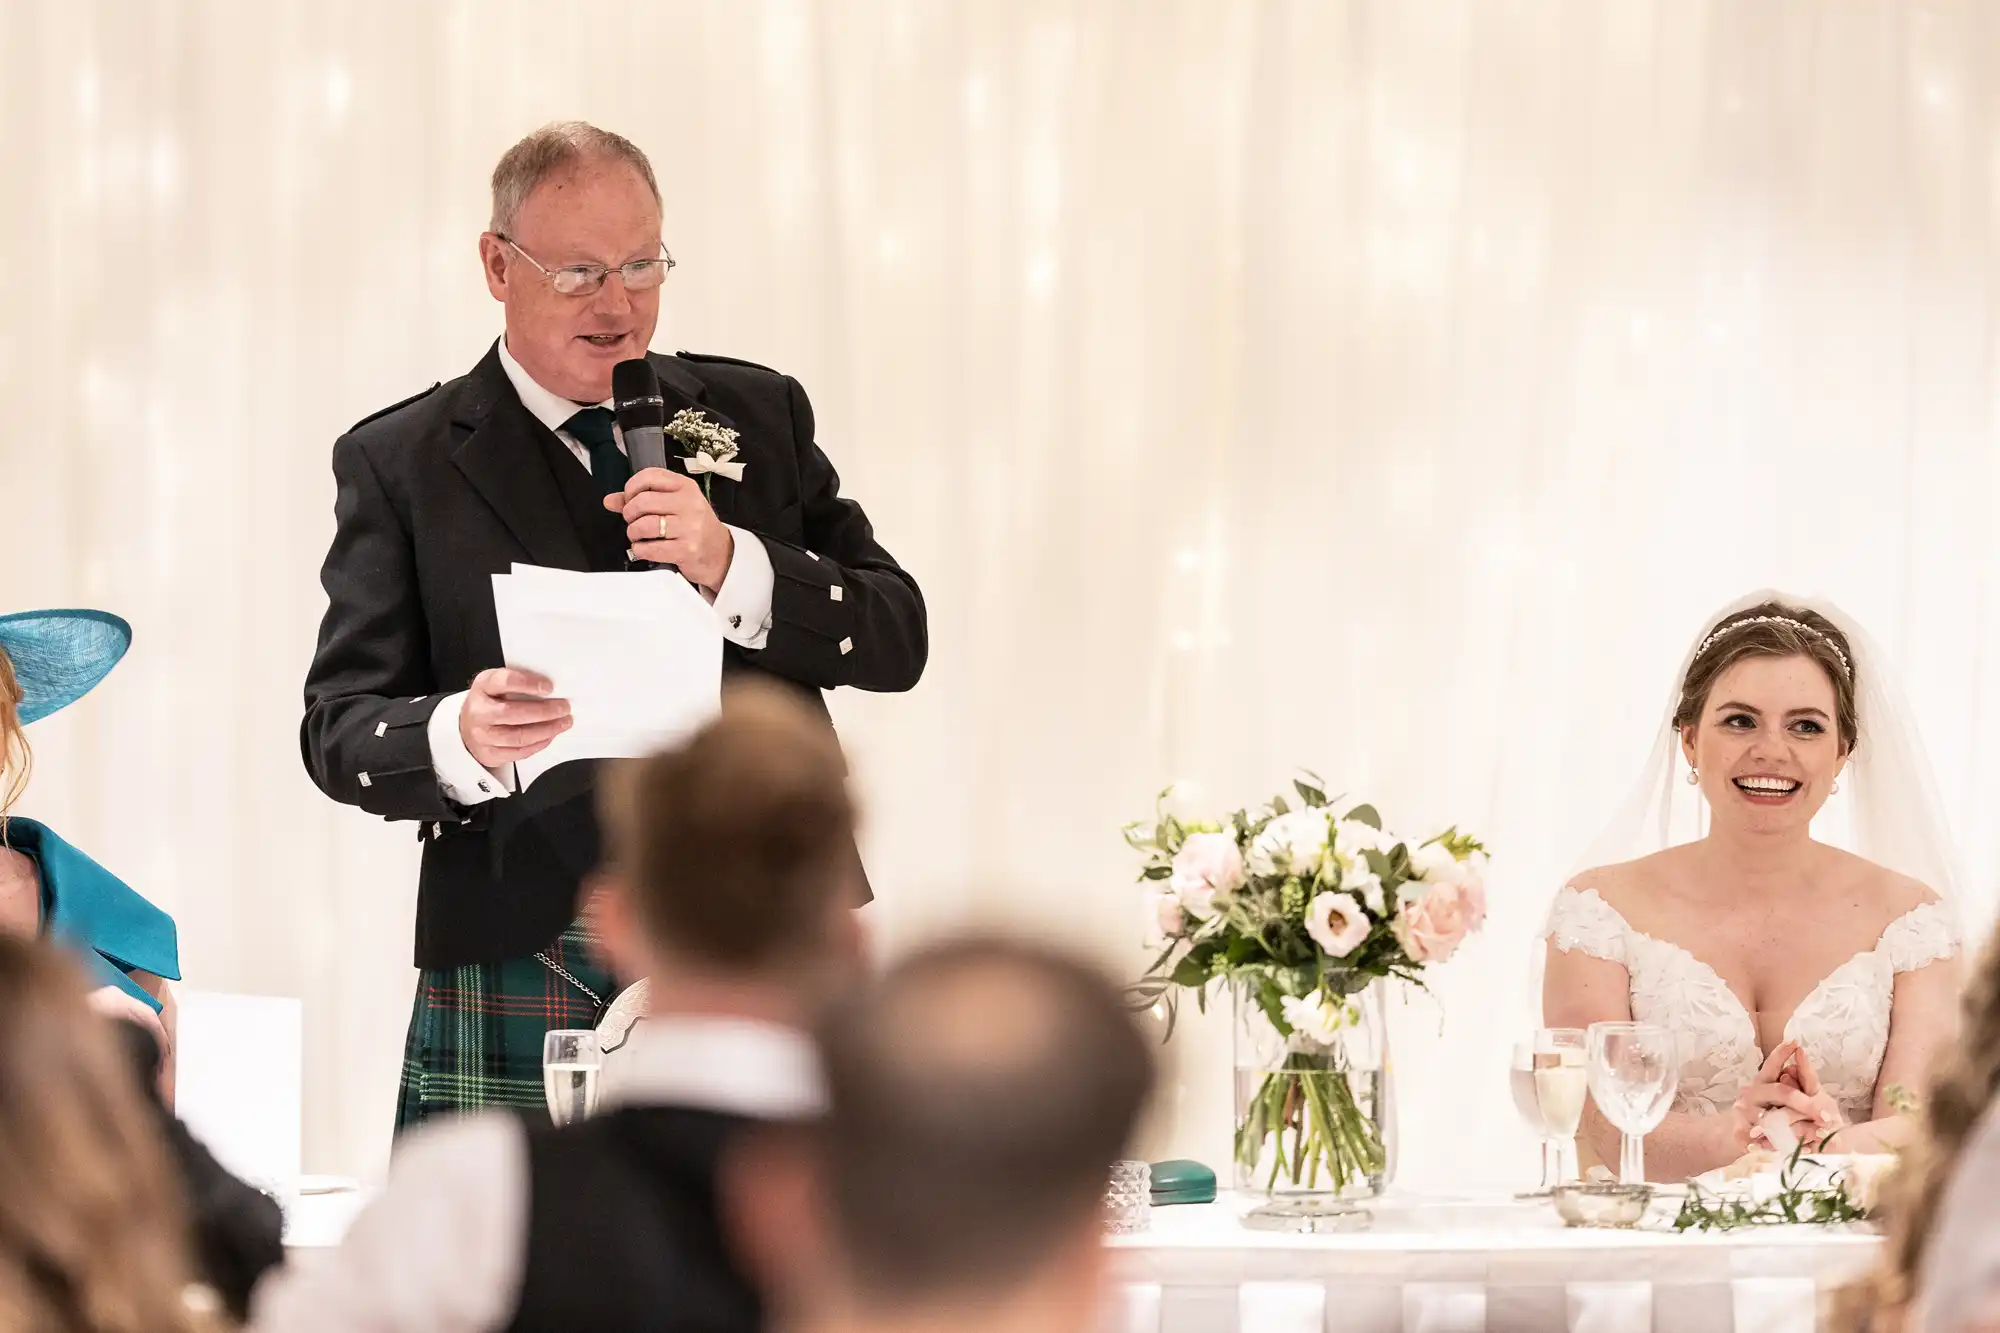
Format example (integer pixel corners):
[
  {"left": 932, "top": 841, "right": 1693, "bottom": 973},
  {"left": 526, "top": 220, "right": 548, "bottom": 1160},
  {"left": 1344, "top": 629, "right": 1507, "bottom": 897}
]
[{"left": 658, "top": 516, "right": 667, "bottom": 541}]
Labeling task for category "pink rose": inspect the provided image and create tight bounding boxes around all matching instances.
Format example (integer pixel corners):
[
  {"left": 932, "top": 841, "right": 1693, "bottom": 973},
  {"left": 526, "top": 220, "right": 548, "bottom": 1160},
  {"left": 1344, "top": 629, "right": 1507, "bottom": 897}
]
[
  {"left": 1305, "top": 891, "right": 1370, "bottom": 958},
  {"left": 1393, "top": 878, "right": 1486, "bottom": 964},
  {"left": 1171, "top": 832, "right": 1245, "bottom": 919},
  {"left": 1149, "top": 887, "right": 1185, "bottom": 941}
]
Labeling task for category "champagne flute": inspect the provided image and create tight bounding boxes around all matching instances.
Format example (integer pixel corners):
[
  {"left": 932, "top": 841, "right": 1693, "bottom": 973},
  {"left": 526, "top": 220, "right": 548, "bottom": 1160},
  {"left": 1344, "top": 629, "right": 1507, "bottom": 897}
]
[
  {"left": 1585, "top": 1022, "right": 1678, "bottom": 1184},
  {"left": 1510, "top": 1028, "right": 1588, "bottom": 1194},
  {"left": 542, "top": 1029, "right": 603, "bottom": 1126}
]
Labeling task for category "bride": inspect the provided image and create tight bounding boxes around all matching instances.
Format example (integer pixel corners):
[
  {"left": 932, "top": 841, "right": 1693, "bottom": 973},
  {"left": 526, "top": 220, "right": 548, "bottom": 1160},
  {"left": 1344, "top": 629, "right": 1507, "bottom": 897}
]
[{"left": 1543, "top": 594, "right": 1964, "bottom": 1181}]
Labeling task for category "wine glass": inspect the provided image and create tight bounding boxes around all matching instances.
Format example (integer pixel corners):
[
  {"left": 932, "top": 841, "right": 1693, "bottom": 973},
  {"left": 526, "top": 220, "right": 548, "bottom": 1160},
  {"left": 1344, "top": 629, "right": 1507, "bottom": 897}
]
[
  {"left": 1585, "top": 1022, "right": 1678, "bottom": 1184},
  {"left": 542, "top": 1029, "right": 603, "bottom": 1126},
  {"left": 1510, "top": 1028, "right": 1588, "bottom": 1194}
]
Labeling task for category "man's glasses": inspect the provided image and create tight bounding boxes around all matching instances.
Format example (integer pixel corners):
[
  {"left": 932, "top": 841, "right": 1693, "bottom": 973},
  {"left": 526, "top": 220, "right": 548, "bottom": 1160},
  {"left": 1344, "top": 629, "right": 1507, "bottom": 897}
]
[{"left": 496, "top": 234, "right": 676, "bottom": 296}]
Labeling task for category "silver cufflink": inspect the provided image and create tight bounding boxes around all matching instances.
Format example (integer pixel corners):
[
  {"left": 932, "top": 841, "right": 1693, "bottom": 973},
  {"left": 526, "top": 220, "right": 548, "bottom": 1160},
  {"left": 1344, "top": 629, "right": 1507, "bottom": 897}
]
[
  {"left": 479, "top": 782, "right": 491, "bottom": 794},
  {"left": 358, "top": 772, "right": 372, "bottom": 788},
  {"left": 839, "top": 637, "right": 854, "bottom": 655},
  {"left": 830, "top": 585, "right": 843, "bottom": 602},
  {"left": 730, "top": 614, "right": 742, "bottom": 629},
  {"left": 375, "top": 721, "right": 388, "bottom": 737},
  {"left": 432, "top": 823, "right": 443, "bottom": 839}
]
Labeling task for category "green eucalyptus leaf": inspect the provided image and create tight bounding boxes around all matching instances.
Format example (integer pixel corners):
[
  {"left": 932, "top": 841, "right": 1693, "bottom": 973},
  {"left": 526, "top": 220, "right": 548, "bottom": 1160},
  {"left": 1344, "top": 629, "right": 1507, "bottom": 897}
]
[{"left": 1256, "top": 980, "right": 1290, "bottom": 1034}]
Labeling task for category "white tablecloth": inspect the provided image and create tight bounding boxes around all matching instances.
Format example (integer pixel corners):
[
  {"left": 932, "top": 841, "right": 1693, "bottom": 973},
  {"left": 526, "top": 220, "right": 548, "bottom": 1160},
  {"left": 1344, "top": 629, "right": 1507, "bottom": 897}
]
[
  {"left": 1107, "top": 1193, "right": 1879, "bottom": 1333},
  {"left": 278, "top": 1184, "right": 1879, "bottom": 1331},
  {"left": 283, "top": 1188, "right": 370, "bottom": 1249}
]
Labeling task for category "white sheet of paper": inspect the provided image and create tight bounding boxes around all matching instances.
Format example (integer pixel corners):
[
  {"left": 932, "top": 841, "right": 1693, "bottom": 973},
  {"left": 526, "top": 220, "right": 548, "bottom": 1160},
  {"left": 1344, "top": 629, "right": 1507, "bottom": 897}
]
[
  {"left": 493, "top": 564, "right": 723, "bottom": 787},
  {"left": 174, "top": 990, "right": 302, "bottom": 1190}
]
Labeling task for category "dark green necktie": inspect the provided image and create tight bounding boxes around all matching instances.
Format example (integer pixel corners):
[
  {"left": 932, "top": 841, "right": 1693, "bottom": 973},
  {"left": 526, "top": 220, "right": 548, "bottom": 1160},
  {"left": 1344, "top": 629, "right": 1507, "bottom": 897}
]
[{"left": 563, "top": 407, "right": 629, "bottom": 498}]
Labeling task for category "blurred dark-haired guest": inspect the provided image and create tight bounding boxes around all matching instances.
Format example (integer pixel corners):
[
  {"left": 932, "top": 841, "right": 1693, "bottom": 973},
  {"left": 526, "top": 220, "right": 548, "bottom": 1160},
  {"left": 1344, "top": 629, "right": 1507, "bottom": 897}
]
[
  {"left": 729, "top": 937, "right": 1156, "bottom": 1333},
  {"left": 251, "top": 682, "right": 866, "bottom": 1333},
  {"left": 0, "top": 935, "right": 220, "bottom": 1332}
]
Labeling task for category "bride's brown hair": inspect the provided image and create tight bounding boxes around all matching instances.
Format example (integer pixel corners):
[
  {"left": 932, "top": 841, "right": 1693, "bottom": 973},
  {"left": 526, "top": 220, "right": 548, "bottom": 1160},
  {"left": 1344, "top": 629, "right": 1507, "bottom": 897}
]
[{"left": 1674, "top": 601, "right": 1860, "bottom": 751}]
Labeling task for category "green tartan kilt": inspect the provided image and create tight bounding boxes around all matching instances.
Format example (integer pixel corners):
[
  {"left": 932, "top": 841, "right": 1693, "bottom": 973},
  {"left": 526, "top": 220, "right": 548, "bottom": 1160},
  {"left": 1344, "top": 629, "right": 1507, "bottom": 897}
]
[{"left": 394, "top": 921, "right": 615, "bottom": 1134}]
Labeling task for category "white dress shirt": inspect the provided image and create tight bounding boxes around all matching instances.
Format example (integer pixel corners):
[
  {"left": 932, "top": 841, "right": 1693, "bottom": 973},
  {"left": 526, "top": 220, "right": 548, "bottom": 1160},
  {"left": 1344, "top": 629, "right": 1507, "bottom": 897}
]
[
  {"left": 429, "top": 339, "right": 776, "bottom": 806},
  {"left": 247, "top": 1017, "right": 822, "bottom": 1333}
]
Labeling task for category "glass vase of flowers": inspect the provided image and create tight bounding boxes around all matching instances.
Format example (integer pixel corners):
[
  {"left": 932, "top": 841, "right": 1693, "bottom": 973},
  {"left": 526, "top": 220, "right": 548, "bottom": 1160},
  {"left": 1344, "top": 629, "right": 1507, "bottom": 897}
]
[{"left": 1126, "top": 777, "right": 1488, "bottom": 1231}]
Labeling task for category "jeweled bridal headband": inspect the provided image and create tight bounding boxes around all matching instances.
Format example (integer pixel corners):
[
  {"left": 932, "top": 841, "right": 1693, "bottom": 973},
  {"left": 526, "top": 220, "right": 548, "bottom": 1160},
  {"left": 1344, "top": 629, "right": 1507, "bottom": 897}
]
[{"left": 1690, "top": 615, "right": 1851, "bottom": 678}]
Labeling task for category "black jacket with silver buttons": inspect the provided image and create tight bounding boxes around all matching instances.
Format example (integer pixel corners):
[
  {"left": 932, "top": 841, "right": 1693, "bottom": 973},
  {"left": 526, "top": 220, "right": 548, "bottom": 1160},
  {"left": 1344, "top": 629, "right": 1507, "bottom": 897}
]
[{"left": 301, "top": 343, "right": 925, "bottom": 968}]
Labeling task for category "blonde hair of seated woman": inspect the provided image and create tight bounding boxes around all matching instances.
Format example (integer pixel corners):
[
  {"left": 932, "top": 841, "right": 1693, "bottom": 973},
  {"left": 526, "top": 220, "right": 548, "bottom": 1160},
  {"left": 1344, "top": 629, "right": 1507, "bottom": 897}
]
[{"left": 0, "top": 935, "right": 217, "bottom": 1332}]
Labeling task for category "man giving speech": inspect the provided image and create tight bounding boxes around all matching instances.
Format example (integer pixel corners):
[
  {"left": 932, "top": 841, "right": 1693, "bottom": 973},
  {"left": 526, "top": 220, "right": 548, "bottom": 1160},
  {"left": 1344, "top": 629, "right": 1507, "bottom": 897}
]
[{"left": 301, "top": 121, "right": 925, "bottom": 1130}]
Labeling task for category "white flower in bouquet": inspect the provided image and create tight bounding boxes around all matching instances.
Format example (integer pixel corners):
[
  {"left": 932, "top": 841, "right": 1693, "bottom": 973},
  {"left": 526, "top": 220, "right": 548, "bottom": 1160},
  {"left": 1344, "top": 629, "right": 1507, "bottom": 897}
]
[
  {"left": 1457, "top": 849, "right": 1490, "bottom": 891},
  {"left": 1169, "top": 831, "right": 1244, "bottom": 919},
  {"left": 1343, "top": 865, "right": 1386, "bottom": 916},
  {"left": 1280, "top": 990, "right": 1350, "bottom": 1049},
  {"left": 1305, "top": 890, "right": 1371, "bottom": 957},
  {"left": 1248, "top": 809, "right": 1330, "bottom": 878},
  {"left": 1145, "top": 886, "right": 1184, "bottom": 943},
  {"left": 1333, "top": 819, "right": 1387, "bottom": 855},
  {"left": 1405, "top": 840, "right": 1458, "bottom": 888}
]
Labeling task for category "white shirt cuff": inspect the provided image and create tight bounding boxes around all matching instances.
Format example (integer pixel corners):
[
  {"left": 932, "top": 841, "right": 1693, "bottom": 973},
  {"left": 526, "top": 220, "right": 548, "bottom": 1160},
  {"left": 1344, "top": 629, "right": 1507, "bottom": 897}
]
[
  {"left": 713, "top": 526, "right": 775, "bottom": 650},
  {"left": 427, "top": 691, "right": 516, "bottom": 805}
]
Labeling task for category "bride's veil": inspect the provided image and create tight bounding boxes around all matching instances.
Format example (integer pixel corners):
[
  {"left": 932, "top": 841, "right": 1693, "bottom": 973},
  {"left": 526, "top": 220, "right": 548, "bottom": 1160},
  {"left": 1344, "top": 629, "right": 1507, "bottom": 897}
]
[{"left": 1574, "top": 589, "right": 1964, "bottom": 907}]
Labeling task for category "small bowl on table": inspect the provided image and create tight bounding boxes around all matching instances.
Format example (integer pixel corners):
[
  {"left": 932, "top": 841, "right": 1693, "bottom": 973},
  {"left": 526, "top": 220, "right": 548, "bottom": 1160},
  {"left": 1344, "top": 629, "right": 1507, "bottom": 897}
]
[{"left": 1550, "top": 1182, "right": 1653, "bottom": 1229}]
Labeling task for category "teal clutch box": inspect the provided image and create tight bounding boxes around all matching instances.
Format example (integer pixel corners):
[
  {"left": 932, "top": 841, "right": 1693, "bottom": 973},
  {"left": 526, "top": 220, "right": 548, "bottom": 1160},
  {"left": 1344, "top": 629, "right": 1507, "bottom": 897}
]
[{"left": 1149, "top": 1158, "right": 1216, "bottom": 1205}]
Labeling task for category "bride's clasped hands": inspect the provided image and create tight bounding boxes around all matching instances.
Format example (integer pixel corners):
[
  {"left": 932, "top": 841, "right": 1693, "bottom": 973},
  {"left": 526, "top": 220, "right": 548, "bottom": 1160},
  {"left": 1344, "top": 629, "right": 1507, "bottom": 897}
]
[{"left": 1731, "top": 1040, "right": 1843, "bottom": 1156}]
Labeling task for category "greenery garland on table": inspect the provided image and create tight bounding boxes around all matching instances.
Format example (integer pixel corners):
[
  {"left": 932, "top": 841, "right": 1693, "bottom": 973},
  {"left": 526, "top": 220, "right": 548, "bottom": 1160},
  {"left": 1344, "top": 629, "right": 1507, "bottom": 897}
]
[{"left": 1672, "top": 1137, "right": 1873, "bottom": 1232}]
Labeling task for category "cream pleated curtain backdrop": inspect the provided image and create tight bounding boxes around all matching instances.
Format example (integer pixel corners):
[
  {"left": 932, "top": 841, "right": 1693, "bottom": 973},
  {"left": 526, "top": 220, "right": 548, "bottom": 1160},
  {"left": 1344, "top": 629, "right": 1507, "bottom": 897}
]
[{"left": 2, "top": 0, "right": 1998, "bottom": 1185}]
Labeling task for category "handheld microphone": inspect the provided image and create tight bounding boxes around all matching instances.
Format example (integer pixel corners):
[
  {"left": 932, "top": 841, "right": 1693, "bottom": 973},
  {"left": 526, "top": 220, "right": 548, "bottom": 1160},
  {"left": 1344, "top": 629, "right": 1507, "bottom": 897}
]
[
  {"left": 612, "top": 358, "right": 670, "bottom": 473},
  {"left": 612, "top": 358, "right": 672, "bottom": 572}
]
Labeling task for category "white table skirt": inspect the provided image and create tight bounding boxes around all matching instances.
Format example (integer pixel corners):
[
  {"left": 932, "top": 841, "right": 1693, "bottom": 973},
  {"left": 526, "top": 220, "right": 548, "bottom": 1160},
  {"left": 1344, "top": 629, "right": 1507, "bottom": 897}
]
[{"left": 1107, "top": 1193, "right": 1880, "bottom": 1333}]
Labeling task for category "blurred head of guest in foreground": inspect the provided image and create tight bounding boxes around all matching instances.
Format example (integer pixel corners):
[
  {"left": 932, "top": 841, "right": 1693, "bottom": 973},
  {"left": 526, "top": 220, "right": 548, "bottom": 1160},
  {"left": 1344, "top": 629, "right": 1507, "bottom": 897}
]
[
  {"left": 0, "top": 935, "right": 217, "bottom": 1332},
  {"left": 1843, "top": 927, "right": 2000, "bottom": 1333},
  {"left": 730, "top": 937, "right": 1156, "bottom": 1333},
  {"left": 251, "top": 681, "right": 865, "bottom": 1333}
]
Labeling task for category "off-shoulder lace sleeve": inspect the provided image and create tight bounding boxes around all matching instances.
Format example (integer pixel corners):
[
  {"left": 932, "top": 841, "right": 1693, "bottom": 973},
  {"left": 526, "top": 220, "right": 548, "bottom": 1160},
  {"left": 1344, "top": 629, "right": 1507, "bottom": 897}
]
[
  {"left": 1882, "top": 900, "right": 1961, "bottom": 974},
  {"left": 1544, "top": 886, "right": 1630, "bottom": 966}
]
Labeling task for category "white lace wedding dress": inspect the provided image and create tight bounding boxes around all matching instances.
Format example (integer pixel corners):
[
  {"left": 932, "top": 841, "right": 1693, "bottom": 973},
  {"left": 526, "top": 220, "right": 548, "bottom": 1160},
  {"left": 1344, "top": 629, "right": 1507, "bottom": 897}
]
[{"left": 1545, "top": 886, "right": 1961, "bottom": 1120}]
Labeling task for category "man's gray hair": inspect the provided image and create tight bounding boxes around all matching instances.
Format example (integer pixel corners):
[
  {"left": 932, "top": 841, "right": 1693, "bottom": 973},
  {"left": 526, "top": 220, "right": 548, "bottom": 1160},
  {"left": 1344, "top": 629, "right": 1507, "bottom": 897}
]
[{"left": 489, "top": 121, "right": 661, "bottom": 235}]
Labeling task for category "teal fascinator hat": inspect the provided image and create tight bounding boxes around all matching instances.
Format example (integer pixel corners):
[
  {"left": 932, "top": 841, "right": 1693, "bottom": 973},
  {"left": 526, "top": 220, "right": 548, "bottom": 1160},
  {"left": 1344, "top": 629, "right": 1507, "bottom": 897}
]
[
  {"left": 0, "top": 608, "right": 174, "bottom": 1009},
  {"left": 0, "top": 610, "right": 131, "bottom": 724}
]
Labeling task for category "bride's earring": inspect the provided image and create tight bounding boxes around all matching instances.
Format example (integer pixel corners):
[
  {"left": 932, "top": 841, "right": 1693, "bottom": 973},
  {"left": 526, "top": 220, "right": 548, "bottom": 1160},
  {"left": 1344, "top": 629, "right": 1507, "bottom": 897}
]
[
  {"left": 1686, "top": 769, "right": 1700, "bottom": 785},
  {"left": 1831, "top": 779, "right": 1841, "bottom": 795}
]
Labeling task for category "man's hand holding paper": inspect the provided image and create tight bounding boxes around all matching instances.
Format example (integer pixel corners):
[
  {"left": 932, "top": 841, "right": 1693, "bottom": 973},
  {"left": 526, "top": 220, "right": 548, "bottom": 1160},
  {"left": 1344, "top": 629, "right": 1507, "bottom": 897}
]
[
  {"left": 458, "top": 668, "right": 573, "bottom": 769},
  {"left": 490, "top": 564, "right": 723, "bottom": 788}
]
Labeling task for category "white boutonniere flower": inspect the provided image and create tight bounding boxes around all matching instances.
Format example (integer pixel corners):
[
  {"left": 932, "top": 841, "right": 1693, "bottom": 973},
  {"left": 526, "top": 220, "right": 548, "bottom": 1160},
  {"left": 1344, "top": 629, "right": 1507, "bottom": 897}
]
[{"left": 664, "top": 409, "right": 744, "bottom": 497}]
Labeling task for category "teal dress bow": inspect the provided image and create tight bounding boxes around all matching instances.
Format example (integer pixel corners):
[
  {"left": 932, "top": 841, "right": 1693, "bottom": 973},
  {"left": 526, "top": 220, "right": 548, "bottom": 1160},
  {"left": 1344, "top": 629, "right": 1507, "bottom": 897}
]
[{"left": 5, "top": 818, "right": 179, "bottom": 1009}]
